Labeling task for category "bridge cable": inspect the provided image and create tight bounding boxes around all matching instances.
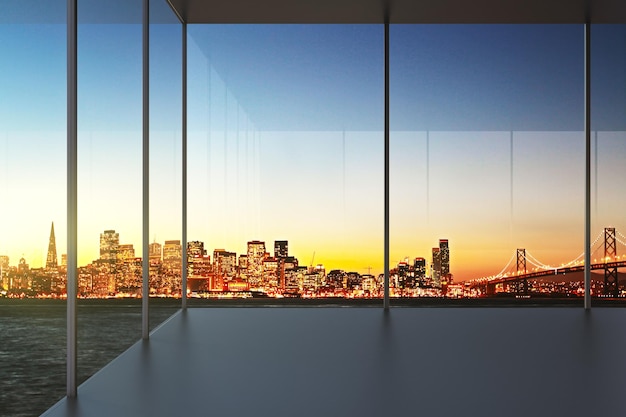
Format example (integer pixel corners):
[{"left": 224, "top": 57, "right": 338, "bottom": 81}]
[
  {"left": 473, "top": 230, "right": 606, "bottom": 281},
  {"left": 493, "top": 251, "right": 517, "bottom": 278},
  {"left": 523, "top": 230, "right": 603, "bottom": 271}
]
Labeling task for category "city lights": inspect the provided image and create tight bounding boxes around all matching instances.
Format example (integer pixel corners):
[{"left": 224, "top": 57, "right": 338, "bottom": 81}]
[{"left": 1, "top": 223, "right": 625, "bottom": 299}]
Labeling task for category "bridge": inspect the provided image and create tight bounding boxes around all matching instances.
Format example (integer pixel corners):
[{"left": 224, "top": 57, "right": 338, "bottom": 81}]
[{"left": 467, "top": 228, "right": 626, "bottom": 297}]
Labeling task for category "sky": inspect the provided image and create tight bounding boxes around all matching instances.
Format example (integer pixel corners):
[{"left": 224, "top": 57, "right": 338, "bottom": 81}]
[{"left": 1, "top": 2, "right": 626, "bottom": 280}]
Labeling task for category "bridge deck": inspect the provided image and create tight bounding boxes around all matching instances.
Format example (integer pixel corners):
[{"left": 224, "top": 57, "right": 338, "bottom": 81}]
[
  {"left": 469, "top": 260, "right": 626, "bottom": 286},
  {"left": 43, "top": 307, "right": 626, "bottom": 417}
]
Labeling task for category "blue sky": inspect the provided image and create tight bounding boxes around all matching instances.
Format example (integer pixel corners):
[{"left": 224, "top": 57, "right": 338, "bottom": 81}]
[
  {"left": 1, "top": 2, "right": 626, "bottom": 279},
  {"left": 188, "top": 24, "right": 384, "bottom": 131},
  {"left": 392, "top": 25, "right": 584, "bottom": 131}
]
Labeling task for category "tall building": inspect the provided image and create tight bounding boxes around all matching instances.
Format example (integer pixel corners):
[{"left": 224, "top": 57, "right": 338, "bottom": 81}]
[
  {"left": 187, "top": 241, "right": 207, "bottom": 277},
  {"left": 263, "top": 257, "right": 279, "bottom": 287},
  {"left": 97, "top": 230, "right": 119, "bottom": 293},
  {"left": 18, "top": 257, "right": 28, "bottom": 273},
  {"left": 46, "top": 222, "right": 58, "bottom": 270},
  {"left": 326, "top": 270, "right": 345, "bottom": 289},
  {"left": 274, "top": 240, "right": 288, "bottom": 258},
  {"left": 238, "top": 254, "right": 248, "bottom": 270},
  {"left": 214, "top": 249, "right": 237, "bottom": 278},
  {"left": 0, "top": 255, "right": 8, "bottom": 291},
  {"left": 100, "top": 230, "right": 119, "bottom": 262},
  {"left": 439, "top": 239, "right": 450, "bottom": 276},
  {"left": 432, "top": 247, "right": 441, "bottom": 287},
  {"left": 397, "top": 262, "right": 409, "bottom": 289},
  {"left": 187, "top": 241, "right": 206, "bottom": 260},
  {"left": 414, "top": 257, "right": 426, "bottom": 286},
  {"left": 247, "top": 240, "right": 266, "bottom": 287},
  {"left": 163, "top": 240, "right": 182, "bottom": 267},
  {"left": 0, "top": 255, "right": 9, "bottom": 270},
  {"left": 15, "top": 257, "right": 30, "bottom": 290},
  {"left": 149, "top": 242, "right": 162, "bottom": 265},
  {"left": 284, "top": 266, "right": 302, "bottom": 293},
  {"left": 272, "top": 241, "right": 289, "bottom": 289},
  {"left": 161, "top": 240, "right": 182, "bottom": 292}
]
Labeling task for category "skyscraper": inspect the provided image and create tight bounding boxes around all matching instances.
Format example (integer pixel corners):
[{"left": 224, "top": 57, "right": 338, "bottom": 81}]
[
  {"left": 100, "top": 230, "right": 119, "bottom": 261},
  {"left": 263, "top": 257, "right": 279, "bottom": 287},
  {"left": 432, "top": 247, "right": 441, "bottom": 287},
  {"left": 163, "top": 240, "right": 182, "bottom": 268},
  {"left": 0, "top": 256, "right": 9, "bottom": 270},
  {"left": 149, "top": 242, "right": 162, "bottom": 265},
  {"left": 247, "top": 240, "right": 266, "bottom": 287},
  {"left": 414, "top": 257, "right": 426, "bottom": 286},
  {"left": 187, "top": 241, "right": 206, "bottom": 260},
  {"left": 0, "top": 255, "right": 8, "bottom": 290},
  {"left": 0, "top": 255, "right": 9, "bottom": 270},
  {"left": 46, "top": 222, "right": 58, "bottom": 270},
  {"left": 187, "top": 241, "right": 207, "bottom": 277},
  {"left": 214, "top": 249, "right": 236, "bottom": 278},
  {"left": 273, "top": 241, "right": 288, "bottom": 289},
  {"left": 98, "top": 230, "right": 120, "bottom": 295},
  {"left": 274, "top": 240, "right": 288, "bottom": 258},
  {"left": 439, "top": 239, "right": 450, "bottom": 276},
  {"left": 238, "top": 254, "right": 248, "bottom": 270}
]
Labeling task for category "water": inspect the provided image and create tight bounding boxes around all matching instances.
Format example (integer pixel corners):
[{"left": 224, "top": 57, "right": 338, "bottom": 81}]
[{"left": 0, "top": 299, "right": 179, "bottom": 417}]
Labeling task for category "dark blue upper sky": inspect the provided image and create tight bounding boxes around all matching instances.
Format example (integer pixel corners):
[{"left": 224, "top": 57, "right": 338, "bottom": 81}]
[
  {"left": 2, "top": 0, "right": 626, "bottom": 133},
  {"left": 188, "top": 23, "right": 626, "bottom": 132},
  {"left": 392, "top": 24, "right": 584, "bottom": 131},
  {"left": 189, "top": 24, "right": 384, "bottom": 131}
]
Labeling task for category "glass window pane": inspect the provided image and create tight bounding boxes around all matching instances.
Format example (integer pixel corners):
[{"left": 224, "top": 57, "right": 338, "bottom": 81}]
[
  {"left": 149, "top": 0, "right": 182, "bottom": 330},
  {"left": 77, "top": 0, "right": 143, "bottom": 385},
  {"left": 391, "top": 25, "right": 584, "bottom": 302},
  {"left": 187, "top": 25, "right": 383, "bottom": 303},
  {"left": 592, "top": 24, "right": 626, "bottom": 298},
  {"left": 0, "top": 1, "right": 66, "bottom": 415}
]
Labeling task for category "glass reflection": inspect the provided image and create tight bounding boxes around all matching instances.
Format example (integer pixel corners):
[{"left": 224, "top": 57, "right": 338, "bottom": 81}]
[
  {"left": 76, "top": 0, "right": 143, "bottom": 387},
  {"left": 187, "top": 25, "right": 383, "bottom": 302},
  {"left": 149, "top": 0, "right": 182, "bottom": 325},
  {"left": 0, "top": 1, "right": 66, "bottom": 415},
  {"left": 390, "top": 25, "right": 585, "bottom": 301}
]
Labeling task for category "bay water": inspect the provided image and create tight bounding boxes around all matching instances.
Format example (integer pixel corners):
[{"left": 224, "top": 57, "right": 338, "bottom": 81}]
[{"left": 0, "top": 299, "right": 179, "bottom": 417}]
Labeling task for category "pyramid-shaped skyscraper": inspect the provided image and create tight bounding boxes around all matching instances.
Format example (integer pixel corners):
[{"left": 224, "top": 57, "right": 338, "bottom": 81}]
[{"left": 46, "top": 222, "right": 58, "bottom": 270}]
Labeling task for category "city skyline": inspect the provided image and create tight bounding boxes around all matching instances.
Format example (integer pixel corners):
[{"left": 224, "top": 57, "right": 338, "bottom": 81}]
[
  {"left": 2, "top": 221, "right": 624, "bottom": 299},
  {"left": 0, "top": 222, "right": 453, "bottom": 279},
  {"left": 3, "top": 221, "right": 626, "bottom": 286}
]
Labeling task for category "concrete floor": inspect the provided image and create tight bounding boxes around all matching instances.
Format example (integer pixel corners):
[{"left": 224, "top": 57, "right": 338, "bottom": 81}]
[{"left": 42, "top": 307, "right": 626, "bottom": 417}]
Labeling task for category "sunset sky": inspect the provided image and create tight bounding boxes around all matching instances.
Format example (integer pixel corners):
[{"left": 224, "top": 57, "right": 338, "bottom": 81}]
[{"left": 1, "top": 2, "right": 626, "bottom": 281}]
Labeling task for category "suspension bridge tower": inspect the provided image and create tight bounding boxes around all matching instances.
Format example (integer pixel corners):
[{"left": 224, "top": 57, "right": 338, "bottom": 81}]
[
  {"left": 515, "top": 249, "right": 528, "bottom": 294},
  {"left": 604, "top": 227, "right": 618, "bottom": 297}
]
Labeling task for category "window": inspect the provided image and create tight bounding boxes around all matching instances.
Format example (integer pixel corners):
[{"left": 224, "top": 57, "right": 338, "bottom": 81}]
[
  {"left": 391, "top": 25, "right": 586, "bottom": 301},
  {"left": 77, "top": 0, "right": 143, "bottom": 386},
  {"left": 149, "top": 0, "right": 183, "bottom": 322},
  {"left": 0, "top": 1, "right": 66, "bottom": 414},
  {"left": 591, "top": 25, "right": 626, "bottom": 298},
  {"left": 187, "top": 25, "right": 384, "bottom": 300}
]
